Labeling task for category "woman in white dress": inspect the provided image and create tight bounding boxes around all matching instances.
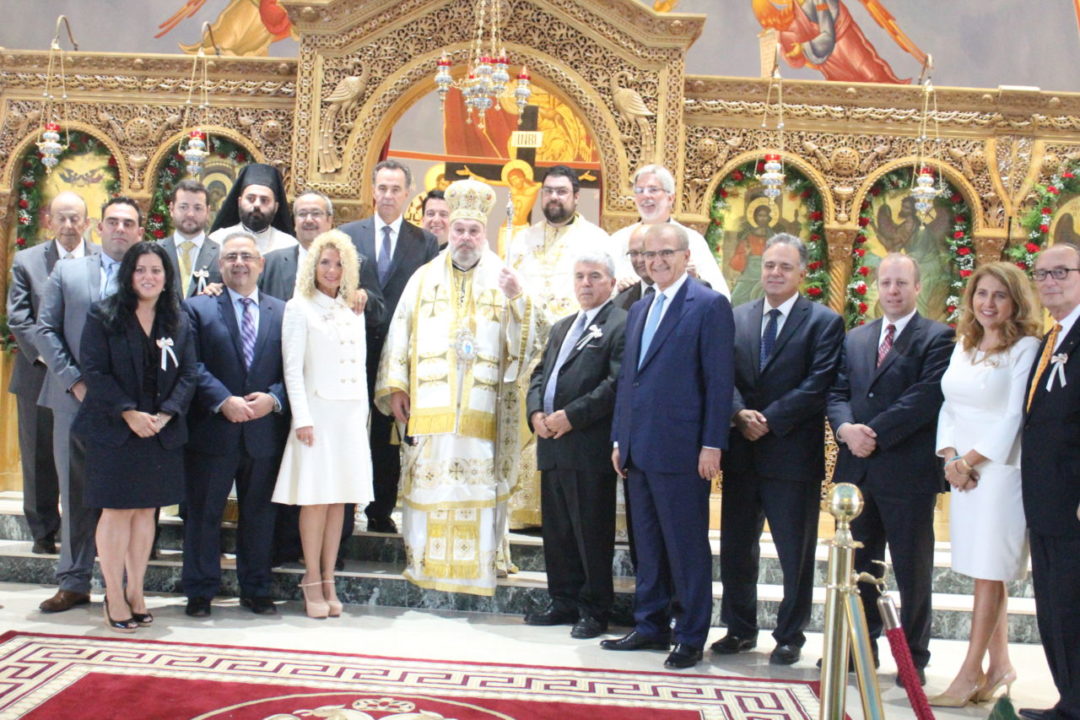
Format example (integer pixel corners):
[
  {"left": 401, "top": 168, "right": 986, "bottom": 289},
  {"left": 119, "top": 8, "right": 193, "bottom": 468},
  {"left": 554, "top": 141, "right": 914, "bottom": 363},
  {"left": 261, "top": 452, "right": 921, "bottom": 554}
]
[
  {"left": 931, "top": 262, "right": 1040, "bottom": 707},
  {"left": 273, "top": 230, "right": 373, "bottom": 618}
]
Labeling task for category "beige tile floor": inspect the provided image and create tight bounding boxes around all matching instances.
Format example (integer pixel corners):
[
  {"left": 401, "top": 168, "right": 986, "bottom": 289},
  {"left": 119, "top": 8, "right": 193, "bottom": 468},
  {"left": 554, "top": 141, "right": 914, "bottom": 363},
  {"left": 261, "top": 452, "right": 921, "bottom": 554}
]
[{"left": 0, "top": 581, "right": 1061, "bottom": 719}]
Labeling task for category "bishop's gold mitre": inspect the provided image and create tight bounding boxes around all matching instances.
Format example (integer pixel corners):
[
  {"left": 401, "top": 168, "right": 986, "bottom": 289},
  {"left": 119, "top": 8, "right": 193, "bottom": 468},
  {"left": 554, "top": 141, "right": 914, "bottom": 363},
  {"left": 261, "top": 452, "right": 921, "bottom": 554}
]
[{"left": 445, "top": 178, "right": 496, "bottom": 224}]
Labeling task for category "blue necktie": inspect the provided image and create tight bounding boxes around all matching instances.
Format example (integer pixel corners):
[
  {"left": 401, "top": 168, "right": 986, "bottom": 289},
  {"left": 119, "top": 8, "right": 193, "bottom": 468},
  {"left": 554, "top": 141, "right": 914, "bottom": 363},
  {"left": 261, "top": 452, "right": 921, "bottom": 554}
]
[
  {"left": 760, "top": 308, "right": 780, "bottom": 370},
  {"left": 101, "top": 261, "right": 118, "bottom": 299},
  {"left": 543, "top": 312, "right": 589, "bottom": 414},
  {"left": 377, "top": 225, "right": 392, "bottom": 285},
  {"left": 638, "top": 292, "right": 666, "bottom": 368}
]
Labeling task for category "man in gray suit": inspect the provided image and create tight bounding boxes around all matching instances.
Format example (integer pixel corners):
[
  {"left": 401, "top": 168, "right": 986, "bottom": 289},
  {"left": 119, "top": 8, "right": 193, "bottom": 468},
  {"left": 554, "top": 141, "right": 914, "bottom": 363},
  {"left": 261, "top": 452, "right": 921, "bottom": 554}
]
[
  {"left": 6, "top": 191, "right": 95, "bottom": 555},
  {"left": 160, "top": 179, "right": 221, "bottom": 298},
  {"left": 36, "top": 196, "right": 144, "bottom": 613}
]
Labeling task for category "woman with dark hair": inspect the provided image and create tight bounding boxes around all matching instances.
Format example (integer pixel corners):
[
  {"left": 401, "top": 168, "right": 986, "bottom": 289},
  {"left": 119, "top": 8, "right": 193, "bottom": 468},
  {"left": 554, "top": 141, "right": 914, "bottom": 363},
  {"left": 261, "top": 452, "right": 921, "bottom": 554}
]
[
  {"left": 930, "top": 261, "right": 1040, "bottom": 706},
  {"left": 73, "top": 240, "right": 196, "bottom": 632}
]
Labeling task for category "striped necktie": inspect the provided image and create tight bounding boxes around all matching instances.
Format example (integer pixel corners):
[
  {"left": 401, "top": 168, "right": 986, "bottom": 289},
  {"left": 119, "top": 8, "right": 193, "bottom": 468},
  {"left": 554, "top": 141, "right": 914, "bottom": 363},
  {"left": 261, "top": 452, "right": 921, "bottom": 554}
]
[
  {"left": 239, "top": 298, "right": 256, "bottom": 369},
  {"left": 877, "top": 323, "right": 895, "bottom": 368}
]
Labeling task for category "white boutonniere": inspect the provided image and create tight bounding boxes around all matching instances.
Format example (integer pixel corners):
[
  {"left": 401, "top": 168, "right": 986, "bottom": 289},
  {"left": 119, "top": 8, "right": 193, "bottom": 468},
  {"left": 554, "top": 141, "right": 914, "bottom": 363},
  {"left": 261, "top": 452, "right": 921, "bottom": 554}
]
[
  {"left": 1046, "top": 352, "right": 1069, "bottom": 392},
  {"left": 575, "top": 323, "right": 603, "bottom": 351},
  {"left": 192, "top": 268, "right": 210, "bottom": 293},
  {"left": 156, "top": 337, "right": 178, "bottom": 371}
]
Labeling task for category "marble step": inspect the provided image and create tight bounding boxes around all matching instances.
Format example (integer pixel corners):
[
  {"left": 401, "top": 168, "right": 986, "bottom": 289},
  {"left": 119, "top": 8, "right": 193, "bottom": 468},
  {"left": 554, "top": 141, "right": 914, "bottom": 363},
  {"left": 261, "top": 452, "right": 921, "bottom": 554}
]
[
  {"left": 0, "top": 537, "right": 1040, "bottom": 643},
  {"left": 0, "top": 507, "right": 1035, "bottom": 599}
]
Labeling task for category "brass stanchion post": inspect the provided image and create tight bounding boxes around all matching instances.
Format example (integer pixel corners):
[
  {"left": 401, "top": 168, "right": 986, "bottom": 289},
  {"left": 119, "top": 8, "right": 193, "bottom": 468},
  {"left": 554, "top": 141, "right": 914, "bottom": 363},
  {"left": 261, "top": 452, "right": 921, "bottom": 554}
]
[{"left": 819, "top": 483, "right": 861, "bottom": 720}]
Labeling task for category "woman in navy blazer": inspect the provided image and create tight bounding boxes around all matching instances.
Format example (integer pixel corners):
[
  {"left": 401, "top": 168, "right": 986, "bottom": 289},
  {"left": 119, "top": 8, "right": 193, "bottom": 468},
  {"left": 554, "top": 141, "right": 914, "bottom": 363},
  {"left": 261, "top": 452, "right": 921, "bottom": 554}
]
[{"left": 73, "top": 241, "right": 196, "bottom": 632}]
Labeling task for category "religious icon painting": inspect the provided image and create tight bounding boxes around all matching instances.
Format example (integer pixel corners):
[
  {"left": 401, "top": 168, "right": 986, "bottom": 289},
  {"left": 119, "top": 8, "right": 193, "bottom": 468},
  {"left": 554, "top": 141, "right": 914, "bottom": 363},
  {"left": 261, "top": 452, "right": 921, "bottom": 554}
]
[
  {"left": 707, "top": 158, "right": 829, "bottom": 307},
  {"left": 854, "top": 167, "right": 973, "bottom": 325}
]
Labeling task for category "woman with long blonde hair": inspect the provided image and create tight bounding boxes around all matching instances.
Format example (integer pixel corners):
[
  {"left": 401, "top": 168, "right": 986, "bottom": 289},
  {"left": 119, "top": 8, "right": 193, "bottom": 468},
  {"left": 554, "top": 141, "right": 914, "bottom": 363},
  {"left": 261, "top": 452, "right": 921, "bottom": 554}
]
[
  {"left": 931, "top": 261, "right": 1040, "bottom": 706},
  {"left": 272, "top": 230, "right": 373, "bottom": 618}
]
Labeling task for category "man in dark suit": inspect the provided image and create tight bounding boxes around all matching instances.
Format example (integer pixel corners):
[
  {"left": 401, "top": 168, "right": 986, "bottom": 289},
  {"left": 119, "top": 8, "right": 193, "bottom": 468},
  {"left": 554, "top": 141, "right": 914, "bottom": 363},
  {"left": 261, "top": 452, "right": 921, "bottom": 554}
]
[
  {"left": 339, "top": 159, "right": 439, "bottom": 534},
  {"left": 36, "top": 196, "right": 144, "bottom": 613},
  {"left": 603, "top": 223, "right": 735, "bottom": 670},
  {"left": 827, "top": 252, "right": 953, "bottom": 686},
  {"left": 182, "top": 233, "right": 289, "bottom": 617},
  {"left": 160, "top": 179, "right": 221, "bottom": 299},
  {"left": 713, "top": 234, "right": 844, "bottom": 666},
  {"left": 6, "top": 192, "right": 94, "bottom": 555},
  {"left": 1018, "top": 243, "right": 1080, "bottom": 720},
  {"left": 525, "top": 250, "right": 627, "bottom": 639},
  {"left": 613, "top": 224, "right": 653, "bottom": 311},
  {"left": 261, "top": 189, "right": 383, "bottom": 565}
]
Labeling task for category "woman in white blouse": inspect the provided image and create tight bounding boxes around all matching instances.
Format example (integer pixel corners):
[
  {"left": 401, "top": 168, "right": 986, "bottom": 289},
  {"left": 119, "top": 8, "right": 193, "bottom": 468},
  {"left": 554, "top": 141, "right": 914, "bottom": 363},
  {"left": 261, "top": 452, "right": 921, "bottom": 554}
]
[
  {"left": 273, "top": 230, "right": 373, "bottom": 618},
  {"left": 931, "top": 262, "right": 1040, "bottom": 707}
]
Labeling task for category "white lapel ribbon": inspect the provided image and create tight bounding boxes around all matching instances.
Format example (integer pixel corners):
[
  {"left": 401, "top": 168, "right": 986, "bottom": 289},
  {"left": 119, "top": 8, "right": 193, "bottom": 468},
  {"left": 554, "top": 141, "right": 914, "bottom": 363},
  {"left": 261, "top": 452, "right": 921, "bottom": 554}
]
[
  {"left": 157, "top": 337, "right": 178, "bottom": 371},
  {"left": 192, "top": 268, "right": 210, "bottom": 294},
  {"left": 1046, "top": 353, "right": 1069, "bottom": 393},
  {"left": 575, "top": 323, "right": 603, "bottom": 351}
]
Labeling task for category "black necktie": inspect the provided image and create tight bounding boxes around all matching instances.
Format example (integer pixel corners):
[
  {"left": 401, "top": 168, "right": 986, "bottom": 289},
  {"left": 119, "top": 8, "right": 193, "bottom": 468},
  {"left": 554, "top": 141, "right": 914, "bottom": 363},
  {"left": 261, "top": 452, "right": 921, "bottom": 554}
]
[{"left": 760, "top": 308, "right": 780, "bottom": 370}]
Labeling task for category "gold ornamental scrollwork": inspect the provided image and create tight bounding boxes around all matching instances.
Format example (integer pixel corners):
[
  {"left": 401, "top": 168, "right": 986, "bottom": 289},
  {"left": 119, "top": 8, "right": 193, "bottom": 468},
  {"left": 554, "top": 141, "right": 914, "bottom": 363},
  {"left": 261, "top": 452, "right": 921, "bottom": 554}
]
[{"left": 825, "top": 226, "right": 856, "bottom": 315}]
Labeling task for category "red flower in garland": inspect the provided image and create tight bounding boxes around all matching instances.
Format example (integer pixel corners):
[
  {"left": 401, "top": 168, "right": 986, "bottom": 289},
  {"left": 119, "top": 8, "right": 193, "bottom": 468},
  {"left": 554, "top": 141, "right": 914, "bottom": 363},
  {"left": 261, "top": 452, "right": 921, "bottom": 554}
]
[
  {"left": 1047, "top": 186, "right": 1060, "bottom": 195},
  {"left": 854, "top": 282, "right": 868, "bottom": 295},
  {"left": 152, "top": 229, "right": 166, "bottom": 239},
  {"left": 1063, "top": 172, "right": 1075, "bottom": 179},
  {"left": 858, "top": 265, "right": 870, "bottom": 276},
  {"left": 16, "top": 237, "right": 26, "bottom": 246},
  {"left": 955, "top": 215, "right": 967, "bottom": 223},
  {"left": 21, "top": 180, "right": 34, "bottom": 188},
  {"left": 18, "top": 216, "right": 30, "bottom": 226},
  {"left": 854, "top": 247, "right": 866, "bottom": 257},
  {"left": 809, "top": 233, "right": 821, "bottom": 241},
  {"left": 854, "top": 234, "right": 867, "bottom": 244},
  {"left": 236, "top": 152, "right": 248, "bottom": 163},
  {"left": 947, "top": 304, "right": 957, "bottom": 314},
  {"left": 17, "top": 199, "right": 28, "bottom": 209},
  {"left": 1016, "top": 261, "right": 1029, "bottom": 270},
  {"left": 167, "top": 166, "right": 179, "bottom": 176},
  {"left": 953, "top": 230, "right": 964, "bottom": 239},
  {"left": 756, "top": 161, "right": 766, "bottom": 173},
  {"left": 959, "top": 269, "right": 973, "bottom": 278},
  {"left": 861, "top": 201, "right": 870, "bottom": 212},
  {"left": 807, "top": 286, "right": 822, "bottom": 297},
  {"left": 107, "top": 156, "right": 118, "bottom": 168},
  {"left": 858, "top": 319, "right": 867, "bottom": 326},
  {"left": 1040, "top": 224, "right": 1050, "bottom": 233},
  {"left": 951, "top": 193, "right": 963, "bottom": 203},
  {"left": 858, "top": 216, "right": 870, "bottom": 227},
  {"left": 719, "top": 189, "right": 728, "bottom": 198},
  {"left": 808, "top": 261, "right": 822, "bottom": 271},
  {"left": 957, "top": 247, "right": 971, "bottom": 256},
  {"left": 1043, "top": 207, "right": 1053, "bottom": 214},
  {"left": 809, "top": 210, "right": 823, "bottom": 221},
  {"left": 1026, "top": 242, "right": 1041, "bottom": 253},
  {"left": 858, "top": 302, "right": 868, "bottom": 314},
  {"left": 731, "top": 170, "right": 744, "bottom": 181},
  {"left": 869, "top": 186, "right": 881, "bottom": 196},
  {"left": 151, "top": 214, "right": 164, "bottom": 224},
  {"left": 801, "top": 188, "right": 812, "bottom": 199}
]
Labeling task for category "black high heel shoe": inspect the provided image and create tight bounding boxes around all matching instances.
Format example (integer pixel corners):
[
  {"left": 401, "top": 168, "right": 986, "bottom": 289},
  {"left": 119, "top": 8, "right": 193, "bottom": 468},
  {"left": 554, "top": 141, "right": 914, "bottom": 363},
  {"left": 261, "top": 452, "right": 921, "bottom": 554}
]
[
  {"left": 125, "top": 596, "right": 153, "bottom": 626},
  {"left": 103, "top": 596, "right": 138, "bottom": 633}
]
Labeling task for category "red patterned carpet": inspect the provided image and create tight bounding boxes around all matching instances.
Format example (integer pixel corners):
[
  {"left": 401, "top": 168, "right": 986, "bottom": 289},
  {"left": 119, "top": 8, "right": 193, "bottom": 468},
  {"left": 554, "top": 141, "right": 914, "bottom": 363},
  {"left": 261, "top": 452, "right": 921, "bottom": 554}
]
[{"left": 0, "top": 630, "right": 825, "bottom": 719}]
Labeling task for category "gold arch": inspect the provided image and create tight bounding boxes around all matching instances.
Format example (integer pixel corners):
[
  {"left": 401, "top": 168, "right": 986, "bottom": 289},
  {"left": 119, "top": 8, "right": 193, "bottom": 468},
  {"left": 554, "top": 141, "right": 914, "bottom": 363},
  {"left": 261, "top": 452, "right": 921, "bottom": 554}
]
[
  {"left": 702, "top": 150, "right": 834, "bottom": 223},
  {"left": 2, "top": 121, "right": 128, "bottom": 192},
  {"left": 145, "top": 126, "right": 266, "bottom": 198},
  {"left": 853, "top": 157, "right": 985, "bottom": 233}
]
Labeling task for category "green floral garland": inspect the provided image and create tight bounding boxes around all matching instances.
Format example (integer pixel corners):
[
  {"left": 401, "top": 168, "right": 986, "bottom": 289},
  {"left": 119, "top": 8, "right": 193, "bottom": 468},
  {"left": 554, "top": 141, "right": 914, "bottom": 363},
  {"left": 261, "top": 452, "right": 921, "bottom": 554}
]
[
  {"left": 706, "top": 158, "right": 829, "bottom": 302},
  {"left": 13, "top": 131, "right": 120, "bottom": 252},
  {"left": 1006, "top": 163, "right": 1080, "bottom": 270},
  {"left": 846, "top": 167, "right": 974, "bottom": 328},
  {"left": 0, "top": 314, "right": 17, "bottom": 354},
  {"left": 146, "top": 135, "right": 251, "bottom": 240}
]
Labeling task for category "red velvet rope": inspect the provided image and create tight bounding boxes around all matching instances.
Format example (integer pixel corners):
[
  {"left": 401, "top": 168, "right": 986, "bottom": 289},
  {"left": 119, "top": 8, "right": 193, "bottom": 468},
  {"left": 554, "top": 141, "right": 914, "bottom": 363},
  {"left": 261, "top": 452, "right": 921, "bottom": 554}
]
[{"left": 885, "top": 626, "right": 935, "bottom": 720}]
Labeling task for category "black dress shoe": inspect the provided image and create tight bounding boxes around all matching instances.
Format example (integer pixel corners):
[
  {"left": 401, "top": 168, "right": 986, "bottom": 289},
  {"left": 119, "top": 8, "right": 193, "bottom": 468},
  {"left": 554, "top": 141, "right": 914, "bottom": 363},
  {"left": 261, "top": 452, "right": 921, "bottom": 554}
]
[
  {"left": 895, "top": 667, "right": 926, "bottom": 688},
  {"left": 366, "top": 516, "right": 398, "bottom": 534},
  {"left": 710, "top": 634, "right": 757, "bottom": 654},
  {"left": 570, "top": 617, "right": 607, "bottom": 639},
  {"left": 1018, "top": 709, "right": 1052, "bottom": 720},
  {"left": 524, "top": 606, "right": 578, "bottom": 626},
  {"left": 664, "top": 644, "right": 703, "bottom": 669},
  {"left": 769, "top": 644, "right": 801, "bottom": 665},
  {"left": 31, "top": 539, "right": 56, "bottom": 555},
  {"left": 600, "top": 630, "right": 671, "bottom": 651},
  {"left": 185, "top": 597, "right": 212, "bottom": 617},
  {"left": 240, "top": 596, "right": 277, "bottom": 615}
]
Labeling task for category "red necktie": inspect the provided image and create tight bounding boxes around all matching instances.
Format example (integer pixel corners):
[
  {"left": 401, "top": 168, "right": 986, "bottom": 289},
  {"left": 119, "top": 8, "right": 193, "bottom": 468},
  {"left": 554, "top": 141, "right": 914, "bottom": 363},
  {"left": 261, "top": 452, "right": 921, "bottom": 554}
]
[{"left": 877, "top": 323, "right": 895, "bottom": 368}]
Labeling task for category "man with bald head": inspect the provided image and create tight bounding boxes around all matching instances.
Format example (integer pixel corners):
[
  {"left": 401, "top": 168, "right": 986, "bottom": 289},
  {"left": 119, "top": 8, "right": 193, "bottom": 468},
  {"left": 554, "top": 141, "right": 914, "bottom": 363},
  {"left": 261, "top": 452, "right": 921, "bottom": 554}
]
[
  {"left": 613, "top": 224, "right": 653, "bottom": 311},
  {"left": 6, "top": 192, "right": 96, "bottom": 556}
]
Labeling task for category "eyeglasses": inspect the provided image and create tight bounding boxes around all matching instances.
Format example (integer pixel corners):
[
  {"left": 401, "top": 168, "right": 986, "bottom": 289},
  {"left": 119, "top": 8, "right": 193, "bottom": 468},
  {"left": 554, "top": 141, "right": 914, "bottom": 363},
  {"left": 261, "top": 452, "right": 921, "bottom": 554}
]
[
  {"left": 1032, "top": 267, "right": 1080, "bottom": 281},
  {"left": 296, "top": 210, "right": 327, "bottom": 219},
  {"left": 223, "top": 252, "right": 258, "bottom": 262},
  {"left": 632, "top": 185, "right": 666, "bottom": 196},
  {"left": 626, "top": 251, "right": 644, "bottom": 259},
  {"left": 640, "top": 249, "right": 681, "bottom": 260},
  {"left": 541, "top": 187, "right": 572, "bottom": 197}
]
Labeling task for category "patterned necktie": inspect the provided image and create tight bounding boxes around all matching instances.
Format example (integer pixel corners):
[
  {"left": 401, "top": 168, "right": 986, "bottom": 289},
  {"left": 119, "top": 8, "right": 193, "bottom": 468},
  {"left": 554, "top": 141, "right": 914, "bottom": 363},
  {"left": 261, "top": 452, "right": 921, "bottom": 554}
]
[
  {"left": 760, "top": 308, "right": 780, "bottom": 371},
  {"left": 177, "top": 240, "right": 195, "bottom": 295},
  {"left": 543, "top": 312, "right": 589, "bottom": 414},
  {"left": 377, "top": 225, "right": 393, "bottom": 285},
  {"left": 1026, "top": 323, "right": 1062, "bottom": 412},
  {"left": 239, "top": 297, "right": 256, "bottom": 369},
  {"left": 877, "top": 323, "right": 896, "bottom": 368},
  {"left": 638, "top": 291, "right": 666, "bottom": 369},
  {"left": 101, "top": 261, "right": 118, "bottom": 299},
  {"left": 643, "top": 284, "right": 656, "bottom": 300}
]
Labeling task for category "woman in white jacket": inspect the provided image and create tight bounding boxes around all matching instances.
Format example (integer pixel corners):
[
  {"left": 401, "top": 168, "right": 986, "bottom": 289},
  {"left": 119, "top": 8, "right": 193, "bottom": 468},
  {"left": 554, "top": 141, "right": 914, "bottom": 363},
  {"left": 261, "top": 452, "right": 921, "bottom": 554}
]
[{"left": 273, "top": 230, "right": 373, "bottom": 618}]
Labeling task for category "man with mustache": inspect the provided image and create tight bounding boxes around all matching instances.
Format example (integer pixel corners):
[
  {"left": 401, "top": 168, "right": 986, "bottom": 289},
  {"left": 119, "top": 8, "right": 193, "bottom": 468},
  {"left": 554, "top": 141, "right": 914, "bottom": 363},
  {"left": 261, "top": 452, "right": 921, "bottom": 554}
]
[{"left": 209, "top": 163, "right": 296, "bottom": 255}]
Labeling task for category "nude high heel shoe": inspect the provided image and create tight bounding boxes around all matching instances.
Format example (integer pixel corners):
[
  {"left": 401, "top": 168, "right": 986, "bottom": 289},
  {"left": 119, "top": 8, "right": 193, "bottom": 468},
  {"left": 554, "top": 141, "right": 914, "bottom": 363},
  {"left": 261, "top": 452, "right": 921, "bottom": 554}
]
[
  {"left": 975, "top": 668, "right": 1017, "bottom": 703},
  {"left": 928, "top": 672, "right": 985, "bottom": 708},
  {"left": 322, "top": 580, "right": 343, "bottom": 617},
  {"left": 299, "top": 581, "right": 329, "bottom": 619}
]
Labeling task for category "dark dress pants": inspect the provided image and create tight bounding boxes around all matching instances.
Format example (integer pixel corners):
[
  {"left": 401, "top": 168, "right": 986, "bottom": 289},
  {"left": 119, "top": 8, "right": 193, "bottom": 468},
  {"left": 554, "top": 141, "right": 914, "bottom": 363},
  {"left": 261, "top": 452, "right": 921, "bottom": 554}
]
[
  {"left": 365, "top": 407, "right": 399, "bottom": 523},
  {"left": 1030, "top": 530, "right": 1080, "bottom": 720},
  {"left": 720, "top": 470, "right": 821, "bottom": 647},
  {"left": 54, "top": 412, "right": 99, "bottom": 594},
  {"left": 540, "top": 468, "right": 617, "bottom": 621},
  {"left": 851, "top": 485, "right": 937, "bottom": 669},
  {"left": 182, "top": 449, "right": 279, "bottom": 599},
  {"left": 627, "top": 467, "right": 713, "bottom": 648},
  {"left": 17, "top": 394, "right": 60, "bottom": 543}
]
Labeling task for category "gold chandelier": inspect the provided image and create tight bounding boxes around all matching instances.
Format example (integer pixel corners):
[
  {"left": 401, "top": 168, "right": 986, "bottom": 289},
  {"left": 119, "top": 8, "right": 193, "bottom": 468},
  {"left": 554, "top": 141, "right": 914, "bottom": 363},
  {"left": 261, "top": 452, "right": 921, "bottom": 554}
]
[
  {"left": 433, "top": 0, "right": 532, "bottom": 130},
  {"left": 36, "top": 15, "right": 79, "bottom": 174},
  {"left": 177, "top": 23, "right": 222, "bottom": 178}
]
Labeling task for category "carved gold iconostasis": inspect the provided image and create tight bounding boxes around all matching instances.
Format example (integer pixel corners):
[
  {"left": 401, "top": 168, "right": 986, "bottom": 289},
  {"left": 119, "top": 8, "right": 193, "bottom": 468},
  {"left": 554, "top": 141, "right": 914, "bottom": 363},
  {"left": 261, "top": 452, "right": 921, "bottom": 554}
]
[{"left": 4, "top": 0, "right": 1080, "bottom": 533}]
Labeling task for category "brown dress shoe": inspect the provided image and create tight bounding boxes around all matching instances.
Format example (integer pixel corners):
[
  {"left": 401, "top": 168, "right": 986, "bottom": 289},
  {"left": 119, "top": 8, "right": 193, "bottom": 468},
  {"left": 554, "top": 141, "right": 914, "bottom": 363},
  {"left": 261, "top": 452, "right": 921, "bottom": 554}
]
[{"left": 39, "top": 590, "right": 91, "bottom": 613}]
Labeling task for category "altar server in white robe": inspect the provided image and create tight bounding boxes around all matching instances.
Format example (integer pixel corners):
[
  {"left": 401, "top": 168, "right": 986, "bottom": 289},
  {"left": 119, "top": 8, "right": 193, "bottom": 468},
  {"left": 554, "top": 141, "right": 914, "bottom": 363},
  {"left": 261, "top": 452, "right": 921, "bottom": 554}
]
[{"left": 375, "top": 178, "right": 546, "bottom": 596}]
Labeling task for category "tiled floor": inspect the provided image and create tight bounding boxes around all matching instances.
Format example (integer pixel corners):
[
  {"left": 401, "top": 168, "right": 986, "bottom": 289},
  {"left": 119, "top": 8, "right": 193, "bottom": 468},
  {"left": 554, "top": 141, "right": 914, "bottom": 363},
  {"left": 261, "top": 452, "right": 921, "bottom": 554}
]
[{"left": 0, "top": 581, "right": 1060, "bottom": 719}]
